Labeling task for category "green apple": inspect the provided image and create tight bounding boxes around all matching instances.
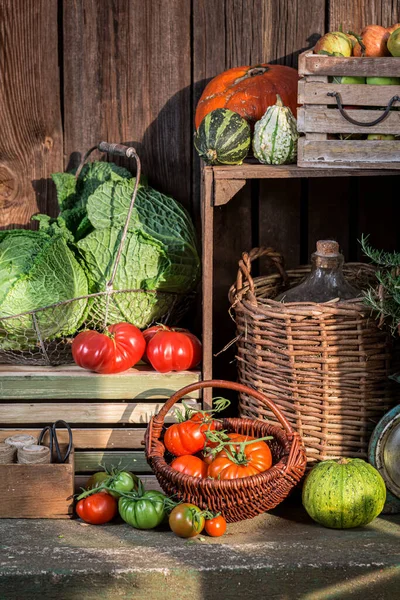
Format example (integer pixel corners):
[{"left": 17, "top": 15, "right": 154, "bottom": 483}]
[
  {"left": 366, "top": 76, "right": 400, "bottom": 85},
  {"left": 333, "top": 76, "right": 366, "bottom": 84},
  {"left": 388, "top": 28, "right": 400, "bottom": 57},
  {"left": 367, "top": 134, "right": 395, "bottom": 140}
]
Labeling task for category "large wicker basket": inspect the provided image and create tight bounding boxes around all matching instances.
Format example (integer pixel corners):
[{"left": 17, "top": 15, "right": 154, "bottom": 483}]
[
  {"left": 145, "top": 380, "right": 306, "bottom": 523},
  {"left": 229, "top": 247, "right": 400, "bottom": 466}
]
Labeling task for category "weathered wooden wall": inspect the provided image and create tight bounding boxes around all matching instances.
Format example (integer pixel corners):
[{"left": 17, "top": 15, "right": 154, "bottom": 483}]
[{"left": 0, "top": 0, "right": 399, "bottom": 355}]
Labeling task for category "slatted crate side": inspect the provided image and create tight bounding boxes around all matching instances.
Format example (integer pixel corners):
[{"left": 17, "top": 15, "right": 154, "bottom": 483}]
[{"left": 297, "top": 50, "right": 400, "bottom": 169}]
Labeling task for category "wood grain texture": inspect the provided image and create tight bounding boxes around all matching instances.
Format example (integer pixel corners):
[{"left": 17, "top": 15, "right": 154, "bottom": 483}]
[
  {"left": 329, "top": 0, "right": 400, "bottom": 32},
  {"left": 63, "top": 0, "right": 191, "bottom": 207},
  {"left": 0, "top": 0, "right": 63, "bottom": 229},
  {"left": 211, "top": 163, "right": 397, "bottom": 179},
  {"left": 0, "top": 401, "right": 200, "bottom": 424},
  {"left": 75, "top": 474, "right": 161, "bottom": 493},
  {"left": 299, "top": 80, "right": 400, "bottom": 106},
  {"left": 298, "top": 107, "right": 400, "bottom": 134},
  {"left": 0, "top": 428, "right": 146, "bottom": 449},
  {"left": 0, "top": 365, "right": 201, "bottom": 400},
  {"left": 75, "top": 450, "right": 150, "bottom": 473},
  {"left": 299, "top": 139, "right": 400, "bottom": 167},
  {"left": 1, "top": 449, "right": 74, "bottom": 518},
  {"left": 299, "top": 52, "right": 400, "bottom": 77}
]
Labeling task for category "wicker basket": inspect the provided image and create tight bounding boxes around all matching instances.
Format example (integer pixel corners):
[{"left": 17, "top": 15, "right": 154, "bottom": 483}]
[
  {"left": 145, "top": 379, "right": 306, "bottom": 523},
  {"left": 229, "top": 247, "right": 400, "bottom": 466}
]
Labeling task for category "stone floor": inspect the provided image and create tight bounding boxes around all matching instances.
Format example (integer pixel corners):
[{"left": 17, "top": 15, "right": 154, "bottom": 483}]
[{"left": 0, "top": 499, "right": 399, "bottom": 600}]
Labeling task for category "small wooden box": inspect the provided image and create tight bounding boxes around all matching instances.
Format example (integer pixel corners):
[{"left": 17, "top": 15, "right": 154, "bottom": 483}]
[
  {"left": 297, "top": 50, "right": 400, "bottom": 169},
  {"left": 1, "top": 445, "right": 74, "bottom": 518}
]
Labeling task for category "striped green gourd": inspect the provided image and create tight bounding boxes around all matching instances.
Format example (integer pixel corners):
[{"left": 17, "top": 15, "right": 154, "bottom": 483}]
[
  {"left": 302, "top": 458, "right": 386, "bottom": 529},
  {"left": 194, "top": 108, "right": 251, "bottom": 165},
  {"left": 252, "top": 94, "right": 298, "bottom": 165}
]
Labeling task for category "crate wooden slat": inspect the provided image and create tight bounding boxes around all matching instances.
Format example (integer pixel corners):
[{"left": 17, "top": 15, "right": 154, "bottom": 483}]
[
  {"left": 75, "top": 450, "right": 150, "bottom": 473},
  {"left": 0, "top": 428, "right": 146, "bottom": 449},
  {"left": 0, "top": 401, "right": 200, "bottom": 424},
  {"left": 74, "top": 474, "right": 161, "bottom": 494},
  {"left": 0, "top": 365, "right": 201, "bottom": 400},
  {"left": 1, "top": 447, "right": 74, "bottom": 519},
  {"left": 297, "top": 50, "right": 400, "bottom": 170}
]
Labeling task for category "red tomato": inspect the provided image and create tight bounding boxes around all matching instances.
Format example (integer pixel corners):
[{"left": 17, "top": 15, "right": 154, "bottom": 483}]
[
  {"left": 75, "top": 492, "right": 118, "bottom": 525},
  {"left": 205, "top": 515, "right": 227, "bottom": 537},
  {"left": 146, "top": 330, "right": 202, "bottom": 373},
  {"left": 171, "top": 455, "right": 208, "bottom": 478},
  {"left": 164, "top": 416, "right": 216, "bottom": 456},
  {"left": 207, "top": 435, "right": 272, "bottom": 480},
  {"left": 72, "top": 323, "right": 146, "bottom": 374}
]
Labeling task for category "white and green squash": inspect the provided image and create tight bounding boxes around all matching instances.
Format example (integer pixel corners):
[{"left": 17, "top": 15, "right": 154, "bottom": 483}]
[
  {"left": 302, "top": 458, "right": 386, "bottom": 529},
  {"left": 194, "top": 108, "right": 251, "bottom": 165},
  {"left": 252, "top": 95, "right": 299, "bottom": 165}
]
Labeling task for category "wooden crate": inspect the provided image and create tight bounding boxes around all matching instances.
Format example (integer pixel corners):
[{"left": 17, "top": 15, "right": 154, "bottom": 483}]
[
  {"left": 297, "top": 50, "right": 400, "bottom": 169},
  {"left": 1, "top": 444, "right": 74, "bottom": 518},
  {"left": 0, "top": 364, "right": 201, "bottom": 489}
]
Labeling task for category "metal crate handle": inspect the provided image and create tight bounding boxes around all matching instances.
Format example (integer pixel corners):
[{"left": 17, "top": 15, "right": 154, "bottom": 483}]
[{"left": 327, "top": 91, "right": 400, "bottom": 127}]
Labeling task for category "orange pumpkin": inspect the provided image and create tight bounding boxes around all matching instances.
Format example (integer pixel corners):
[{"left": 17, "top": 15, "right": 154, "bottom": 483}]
[
  {"left": 353, "top": 25, "right": 390, "bottom": 57},
  {"left": 195, "top": 64, "right": 298, "bottom": 130}
]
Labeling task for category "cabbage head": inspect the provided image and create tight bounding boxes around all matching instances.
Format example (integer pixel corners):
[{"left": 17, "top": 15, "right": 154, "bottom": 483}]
[{"left": 0, "top": 224, "right": 88, "bottom": 349}]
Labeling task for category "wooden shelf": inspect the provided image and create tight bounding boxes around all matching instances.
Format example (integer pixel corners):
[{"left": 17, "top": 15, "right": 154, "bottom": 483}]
[
  {"left": 0, "top": 364, "right": 201, "bottom": 400},
  {"left": 208, "top": 161, "right": 400, "bottom": 206}
]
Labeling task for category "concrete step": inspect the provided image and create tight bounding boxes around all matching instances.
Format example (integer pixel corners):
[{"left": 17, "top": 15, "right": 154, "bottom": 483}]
[{"left": 0, "top": 500, "right": 399, "bottom": 600}]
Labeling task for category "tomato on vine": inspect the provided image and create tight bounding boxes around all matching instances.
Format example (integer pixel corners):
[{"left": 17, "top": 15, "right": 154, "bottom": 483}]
[
  {"left": 169, "top": 503, "right": 205, "bottom": 538},
  {"left": 76, "top": 492, "right": 117, "bottom": 525},
  {"left": 207, "top": 433, "right": 273, "bottom": 480}
]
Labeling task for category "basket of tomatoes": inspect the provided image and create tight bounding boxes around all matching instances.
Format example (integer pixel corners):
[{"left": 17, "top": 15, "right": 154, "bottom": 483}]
[{"left": 145, "top": 379, "right": 307, "bottom": 523}]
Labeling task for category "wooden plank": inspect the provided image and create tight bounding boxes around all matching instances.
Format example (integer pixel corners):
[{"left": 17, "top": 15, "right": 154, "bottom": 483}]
[
  {"left": 0, "top": 428, "right": 145, "bottom": 449},
  {"left": 75, "top": 474, "right": 161, "bottom": 493},
  {"left": 0, "top": 0, "right": 63, "bottom": 229},
  {"left": 0, "top": 365, "right": 201, "bottom": 400},
  {"left": 0, "top": 401, "right": 200, "bottom": 424},
  {"left": 299, "top": 139, "right": 400, "bottom": 167},
  {"left": 299, "top": 51, "right": 400, "bottom": 77},
  {"left": 63, "top": 0, "right": 192, "bottom": 208},
  {"left": 298, "top": 80, "right": 400, "bottom": 107},
  {"left": 214, "top": 179, "right": 247, "bottom": 206},
  {"left": 211, "top": 163, "right": 399, "bottom": 180},
  {"left": 298, "top": 107, "right": 400, "bottom": 135},
  {"left": 75, "top": 451, "right": 150, "bottom": 473},
  {"left": 1, "top": 450, "right": 74, "bottom": 519},
  {"left": 201, "top": 167, "right": 214, "bottom": 408},
  {"left": 329, "top": 0, "right": 399, "bottom": 34}
]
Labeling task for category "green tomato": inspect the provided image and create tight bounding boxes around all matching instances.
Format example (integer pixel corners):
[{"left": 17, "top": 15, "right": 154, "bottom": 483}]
[
  {"left": 366, "top": 76, "right": 400, "bottom": 85},
  {"left": 119, "top": 490, "right": 166, "bottom": 529},
  {"left": 332, "top": 76, "right": 365, "bottom": 85},
  {"left": 86, "top": 471, "right": 139, "bottom": 498}
]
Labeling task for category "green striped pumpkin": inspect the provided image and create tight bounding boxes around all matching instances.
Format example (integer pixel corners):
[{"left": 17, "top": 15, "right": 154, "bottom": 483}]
[
  {"left": 194, "top": 108, "right": 251, "bottom": 165},
  {"left": 252, "top": 95, "right": 298, "bottom": 165},
  {"left": 302, "top": 458, "right": 386, "bottom": 529}
]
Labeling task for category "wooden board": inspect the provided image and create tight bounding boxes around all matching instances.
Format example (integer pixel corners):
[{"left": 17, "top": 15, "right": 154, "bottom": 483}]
[
  {"left": 298, "top": 80, "right": 400, "bottom": 108},
  {"left": 0, "top": 428, "right": 146, "bottom": 449},
  {"left": 0, "top": 401, "right": 200, "bottom": 425},
  {"left": 0, "top": 0, "right": 63, "bottom": 229},
  {"left": 328, "top": 0, "right": 399, "bottom": 34},
  {"left": 299, "top": 51, "right": 400, "bottom": 77},
  {"left": 63, "top": 0, "right": 192, "bottom": 208},
  {"left": 75, "top": 450, "right": 150, "bottom": 473},
  {"left": 298, "top": 139, "right": 400, "bottom": 168},
  {"left": 1, "top": 449, "right": 74, "bottom": 519},
  {"left": 0, "top": 365, "right": 201, "bottom": 400},
  {"left": 298, "top": 107, "right": 400, "bottom": 135},
  {"left": 75, "top": 474, "right": 161, "bottom": 494}
]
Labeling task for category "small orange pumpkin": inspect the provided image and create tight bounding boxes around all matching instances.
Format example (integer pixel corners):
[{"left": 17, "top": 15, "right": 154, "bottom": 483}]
[
  {"left": 353, "top": 25, "right": 390, "bottom": 57},
  {"left": 195, "top": 64, "right": 298, "bottom": 129}
]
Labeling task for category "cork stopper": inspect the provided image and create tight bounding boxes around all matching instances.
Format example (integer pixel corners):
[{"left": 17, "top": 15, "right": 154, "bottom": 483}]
[{"left": 315, "top": 240, "right": 340, "bottom": 257}]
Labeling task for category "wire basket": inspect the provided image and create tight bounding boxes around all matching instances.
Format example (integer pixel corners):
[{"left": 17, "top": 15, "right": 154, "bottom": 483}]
[{"left": 0, "top": 142, "right": 197, "bottom": 366}]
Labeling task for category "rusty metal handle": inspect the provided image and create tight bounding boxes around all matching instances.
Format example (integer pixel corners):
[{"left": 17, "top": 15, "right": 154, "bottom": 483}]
[
  {"left": 235, "top": 247, "right": 289, "bottom": 297},
  {"left": 146, "top": 379, "right": 296, "bottom": 458},
  {"left": 327, "top": 91, "right": 400, "bottom": 127},
  {"left": 97, "top": 141, "right": 137, "bottom": 158}
]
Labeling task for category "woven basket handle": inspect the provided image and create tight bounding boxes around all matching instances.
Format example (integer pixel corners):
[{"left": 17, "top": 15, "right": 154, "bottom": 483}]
[
  {"left": 236, "top": 247, "right": 290, "bottom": 302},
  {"left": 146, "top": 379, "right": 295, "bottom": 458}
]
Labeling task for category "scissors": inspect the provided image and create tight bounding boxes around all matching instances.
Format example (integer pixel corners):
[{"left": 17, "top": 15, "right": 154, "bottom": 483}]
[{"left": 37, "top": 420, "right": 73, "bottom": 464}]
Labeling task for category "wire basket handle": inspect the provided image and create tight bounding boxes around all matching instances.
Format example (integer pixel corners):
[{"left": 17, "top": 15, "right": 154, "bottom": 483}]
[
  {"left": 146, "top": 379, "right": 296, "bottom": 458},
  {"left": 235, "top": 247, "right": 289, "bottom": 302},
  {"left": 74, "top": 142, "right": 142, "bottom": 325}
]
